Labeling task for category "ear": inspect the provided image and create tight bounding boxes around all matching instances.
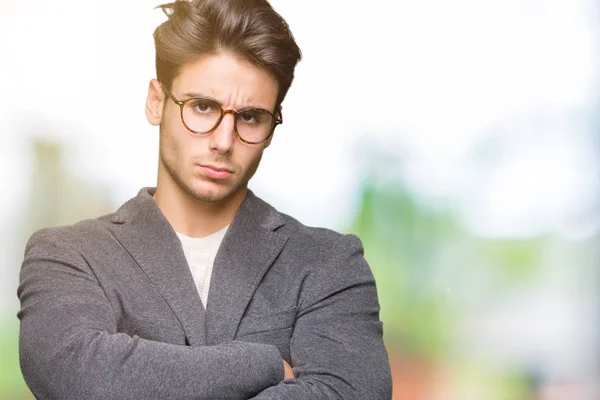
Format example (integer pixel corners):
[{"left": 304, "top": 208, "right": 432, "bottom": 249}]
[{"left": 145, "top": 79, "right": 165, "bottom": 126}]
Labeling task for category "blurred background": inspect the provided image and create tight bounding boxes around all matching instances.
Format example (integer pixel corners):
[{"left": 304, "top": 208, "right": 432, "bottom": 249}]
[{"left": 1, "top": 0, "right": 599, "bottom": 398}]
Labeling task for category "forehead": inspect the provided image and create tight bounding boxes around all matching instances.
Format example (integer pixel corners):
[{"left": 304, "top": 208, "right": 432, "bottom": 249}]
[{"left": 172, "top": 53, "right": 279, "bottom": 108}]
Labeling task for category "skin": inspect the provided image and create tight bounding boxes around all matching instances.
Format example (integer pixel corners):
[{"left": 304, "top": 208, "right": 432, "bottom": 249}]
[
  {"left": 283, "top": 359, "right": 294, "bottom": 379},
  {"left": 145, "top": 52, "right": 277, "bottom": 238},
  {"left": 145, "top": 52, "right": 295, "bottom": 379}
]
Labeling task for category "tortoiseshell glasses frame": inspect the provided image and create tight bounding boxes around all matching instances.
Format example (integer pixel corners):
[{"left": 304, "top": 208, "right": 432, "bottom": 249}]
[{"left": 161, "top": 84, "right": 282, "bottom": 145}]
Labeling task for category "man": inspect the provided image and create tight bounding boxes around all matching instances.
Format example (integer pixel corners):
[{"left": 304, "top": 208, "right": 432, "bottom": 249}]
[{"left": 17, "top": 0, "right": 392, "bottom": 398}]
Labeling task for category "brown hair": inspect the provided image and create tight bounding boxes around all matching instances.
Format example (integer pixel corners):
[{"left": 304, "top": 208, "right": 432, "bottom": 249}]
[{"left": 153, "top": 0, "right": 302, "bottom": 108}]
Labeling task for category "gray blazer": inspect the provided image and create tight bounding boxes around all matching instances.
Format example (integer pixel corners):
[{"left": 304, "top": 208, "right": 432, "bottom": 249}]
[{"left": 18, "top": 187, "right": 392, "bottom": 399}]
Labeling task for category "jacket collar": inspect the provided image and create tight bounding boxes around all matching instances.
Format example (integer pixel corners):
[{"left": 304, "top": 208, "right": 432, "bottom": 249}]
[{"left": 109, "top": 187, "right": 288, "bottom": 346}]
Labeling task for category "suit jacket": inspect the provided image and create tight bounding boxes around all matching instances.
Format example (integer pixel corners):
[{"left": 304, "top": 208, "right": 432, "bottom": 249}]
[{"left": 18, "top": 187, "right": 392, "bottom": 399}]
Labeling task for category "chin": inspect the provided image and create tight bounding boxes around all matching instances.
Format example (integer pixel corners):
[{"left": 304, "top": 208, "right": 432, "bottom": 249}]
[
  {"left": 188, "top": 187, "right": 228, "bottom": 203},
  {"left": 186, "top": 181, "right": 243, "bottom": 204}
]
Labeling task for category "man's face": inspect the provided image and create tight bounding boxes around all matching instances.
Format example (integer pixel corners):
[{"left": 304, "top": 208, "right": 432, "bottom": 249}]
[{"left": 147, "top": 53, "right": 279, "bottom": 205}]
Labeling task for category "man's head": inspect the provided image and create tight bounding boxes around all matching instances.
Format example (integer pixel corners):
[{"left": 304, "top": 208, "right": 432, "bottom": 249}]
[
  {"left": 145, "top": 0, "right": 301, "bottom": 207},
  {"left": 153, "top": 0, "right": 301, "bottom": 109}
]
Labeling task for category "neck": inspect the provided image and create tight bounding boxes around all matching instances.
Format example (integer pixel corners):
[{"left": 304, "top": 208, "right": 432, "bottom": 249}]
[{"left": 153, "top": 170, "right": 246, "bottom": 238}]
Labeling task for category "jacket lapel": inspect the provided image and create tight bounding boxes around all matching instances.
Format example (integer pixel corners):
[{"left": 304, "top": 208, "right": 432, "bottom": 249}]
[
  {"left": 109, "top": 188, "right": 207, "bottom": 346},
  {"left": 205, "top": 190, "right": 288, "bottom": 345}
]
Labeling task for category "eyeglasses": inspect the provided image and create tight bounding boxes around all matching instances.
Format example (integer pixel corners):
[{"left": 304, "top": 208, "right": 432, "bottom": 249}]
[{"left": 161, "top": 84, "right": 282, "bottom": 145}]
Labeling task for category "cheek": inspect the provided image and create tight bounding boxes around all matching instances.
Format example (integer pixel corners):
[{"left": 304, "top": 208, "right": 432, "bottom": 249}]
[
  {"left": 239, "top": 147, "right": 265, "bottom": 174},
  {"left": 161, "top": 108, "right": 188, "bottom": 140},
  {"left": 160, "top": 122, "right": 189, "bottom": 163}
]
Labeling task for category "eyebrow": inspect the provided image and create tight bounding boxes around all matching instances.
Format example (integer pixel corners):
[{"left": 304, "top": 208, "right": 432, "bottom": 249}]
[{"left": 181, "top": 91, "right": 270, "bottom": 111}]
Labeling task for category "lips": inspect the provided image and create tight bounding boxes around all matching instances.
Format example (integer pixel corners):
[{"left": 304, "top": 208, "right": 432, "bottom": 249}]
[
  {"left": 199, "top": 164, "right": 232, "bottom": 179},
  {"left": 201, "top": 164, "right": 231, "bottom": 172}
]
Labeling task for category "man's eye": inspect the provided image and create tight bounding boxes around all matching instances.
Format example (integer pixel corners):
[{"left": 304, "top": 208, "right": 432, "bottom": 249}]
[
  {"left": 239, "top": 111, "right": 267, "bottom": 125},
  {"left": 190, "top": 100, "right": 216, "bottom": 113},
  {"left": 241, "top": 112, "right": 256, "bottom": 122},
  {"left": 197, "top": 103, "right": 211, "bottom": 112}
]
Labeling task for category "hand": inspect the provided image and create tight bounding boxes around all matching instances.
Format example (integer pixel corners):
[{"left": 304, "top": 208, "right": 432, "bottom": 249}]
[{"left": 282, "top": 359, "right": 295, "bottom": 380}]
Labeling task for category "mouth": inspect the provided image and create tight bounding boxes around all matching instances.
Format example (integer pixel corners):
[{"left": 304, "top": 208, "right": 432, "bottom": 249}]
[{"left": 198, "top": 164, "right": 233, "bottom": 179}]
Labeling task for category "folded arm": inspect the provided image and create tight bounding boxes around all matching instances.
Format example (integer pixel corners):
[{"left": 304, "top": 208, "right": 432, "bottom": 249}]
[
  {"left": 249, "top": 234, "right": 393, "bottom": 400},
  {"left": 18, "top": 229, "right": 283, "bottom": 400}
]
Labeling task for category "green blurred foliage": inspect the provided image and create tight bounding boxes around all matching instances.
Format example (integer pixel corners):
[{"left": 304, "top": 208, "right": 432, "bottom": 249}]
[
  {"left": 349, "top": 179, "right": 547, "bottom": 357},
  {"left": 349, "top": 181, "right": 459, "bottom": 357},
  {"left": 478, "top": 239, "right": 545, "bottom": 282},
  {"left": 0, "top": 319, "right": 33, "bottom": 400},
  {"left": 439, "top": 358, "right": 536, "bottom": 400},
  {"left": 347, "top": 177, "right": 555, "bottom": 398}
]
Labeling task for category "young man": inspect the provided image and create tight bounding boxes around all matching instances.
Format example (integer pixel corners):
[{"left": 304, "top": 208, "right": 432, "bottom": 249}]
[{"left": 17, "top": 0, "right": 392, "bottom": 398}]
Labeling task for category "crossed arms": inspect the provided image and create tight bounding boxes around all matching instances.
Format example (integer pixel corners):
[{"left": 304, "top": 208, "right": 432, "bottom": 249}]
[{"left": 18, "top": 229, "right": 392, "bottom": 399}]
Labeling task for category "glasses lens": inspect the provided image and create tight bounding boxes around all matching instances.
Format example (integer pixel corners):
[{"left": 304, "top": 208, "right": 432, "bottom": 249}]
[
  {"left": 182, "top": 98, "right": 222, "bottom": 134},
  {"left": 236, "top": 109, "right": 275, "bottom": 143}
]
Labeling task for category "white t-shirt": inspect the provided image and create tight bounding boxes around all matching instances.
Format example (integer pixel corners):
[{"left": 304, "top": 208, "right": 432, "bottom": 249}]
[{"left": 176, "top": 225, "right": 229, "bottom": 308}]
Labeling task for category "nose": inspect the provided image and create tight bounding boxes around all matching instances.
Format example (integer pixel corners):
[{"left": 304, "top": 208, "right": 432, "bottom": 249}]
[{"left": 208, "top": 111, "right": 236, "bottom": 154}]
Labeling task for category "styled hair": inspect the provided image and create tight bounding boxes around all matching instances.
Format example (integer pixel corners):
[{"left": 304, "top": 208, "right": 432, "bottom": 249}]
[{"left": 153, "top": 0, "right": 302, "bottom": 108}]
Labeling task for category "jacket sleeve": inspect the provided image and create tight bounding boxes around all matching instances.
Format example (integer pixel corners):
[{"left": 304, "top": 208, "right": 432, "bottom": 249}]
[
  {"left": 17, "top": 228, "right": 283, "bottom": 400},
  {"left": 249, "top": 234, "right": 393, "bottom": 400}
]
